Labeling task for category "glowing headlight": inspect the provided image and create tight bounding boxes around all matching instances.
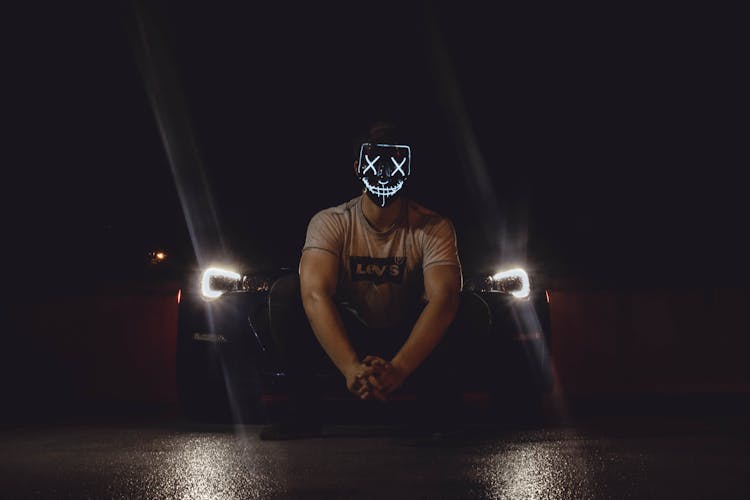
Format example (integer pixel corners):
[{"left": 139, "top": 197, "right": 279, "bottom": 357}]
[
  {"left": 200, "top": 267, "right": 241, "bottom": 299},
  {"left": 492, "top": 268, "right": 531, "bottom": 299}
]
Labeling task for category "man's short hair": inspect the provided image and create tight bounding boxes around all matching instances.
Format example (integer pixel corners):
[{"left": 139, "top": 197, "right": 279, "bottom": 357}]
[
  {"left": 367, "top": 120, "right": 400, "bottom": 144},
  {"left": 352, "top": 119, "right": 405, "bottom": 160}
]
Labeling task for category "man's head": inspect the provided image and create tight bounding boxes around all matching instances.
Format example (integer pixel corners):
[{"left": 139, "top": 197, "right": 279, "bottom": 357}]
[{"left": 354, "top": 120, "right": 411, "bottom": 208}]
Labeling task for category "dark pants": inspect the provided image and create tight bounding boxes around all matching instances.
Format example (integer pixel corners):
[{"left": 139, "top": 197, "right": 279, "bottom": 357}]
[{"left": 267, "top": 273, "right": 491, "bottom": 422}]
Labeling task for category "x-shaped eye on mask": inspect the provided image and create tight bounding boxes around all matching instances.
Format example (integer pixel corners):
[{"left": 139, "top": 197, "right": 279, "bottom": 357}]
[
  {"left": 390, "top": 157, "right": 406, "bottom": 176},
  {"left": 363, "top": 155, "right": 380, "bottom": 175}
]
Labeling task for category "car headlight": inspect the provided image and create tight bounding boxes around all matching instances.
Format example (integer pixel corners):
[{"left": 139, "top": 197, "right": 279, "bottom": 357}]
[
  {"left": 462, "top": 267, "right": 532, "bottom": 298},
  {"left": 200, "top": 267, "right": 242, "bottom": 300},
  {"left": 491, "top": 268, "right": 530, "bottom": 299},
  {"left": 199, "top": 267, "right": 272, "bottom": 300}
]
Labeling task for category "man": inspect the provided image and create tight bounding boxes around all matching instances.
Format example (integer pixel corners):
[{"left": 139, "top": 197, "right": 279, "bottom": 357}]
[{"left": 261, "top": 120, "right": 476, "bottom": 440}]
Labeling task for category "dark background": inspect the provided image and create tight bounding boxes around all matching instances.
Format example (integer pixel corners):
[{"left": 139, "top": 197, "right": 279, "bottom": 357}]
[{"left": 4, "top": 1, "right": 748, "bottom": 288}]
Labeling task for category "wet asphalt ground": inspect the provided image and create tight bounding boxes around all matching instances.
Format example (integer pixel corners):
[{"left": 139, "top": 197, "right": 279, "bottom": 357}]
[{"left": 1, "top": 401, "right": 749, "bottom": 499}]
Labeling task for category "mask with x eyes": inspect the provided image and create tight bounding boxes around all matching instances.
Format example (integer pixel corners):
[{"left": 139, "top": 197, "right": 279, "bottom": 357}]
[{"left": 357, "top": 143, "right": 411, "bottom": 208}]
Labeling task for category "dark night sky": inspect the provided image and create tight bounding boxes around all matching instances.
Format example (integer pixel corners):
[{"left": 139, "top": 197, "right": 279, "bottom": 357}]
[{"left": 5, "top": 2, "right": 748, "bottom": 288}]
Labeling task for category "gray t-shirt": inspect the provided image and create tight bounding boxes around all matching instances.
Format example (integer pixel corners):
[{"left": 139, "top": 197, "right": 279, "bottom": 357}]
[{"left": 302, "top": 195, "right": 462, "bottom": 328}]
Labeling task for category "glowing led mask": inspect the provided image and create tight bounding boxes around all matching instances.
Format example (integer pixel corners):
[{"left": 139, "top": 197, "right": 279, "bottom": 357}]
[{"left": 357, "top": 143, "right": 411, "bottom": 208}]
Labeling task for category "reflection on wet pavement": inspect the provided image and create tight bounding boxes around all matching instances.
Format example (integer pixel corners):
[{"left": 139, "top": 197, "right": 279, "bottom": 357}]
[{"left": 0, "top": 418, "right": 748, "bottom": 499}]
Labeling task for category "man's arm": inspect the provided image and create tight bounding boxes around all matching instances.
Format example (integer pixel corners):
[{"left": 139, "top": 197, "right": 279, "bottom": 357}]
[
  {"left": 385, "top": 264, "right": 462, "bottom": 391},
  {"left": 299, "top": 249, "right": 376, "bottom": 395}
]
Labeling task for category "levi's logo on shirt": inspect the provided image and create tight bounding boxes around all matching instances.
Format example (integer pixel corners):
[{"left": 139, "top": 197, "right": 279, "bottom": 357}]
[{"left": 350, "top": 256, "right": 406, "bottom": 284}]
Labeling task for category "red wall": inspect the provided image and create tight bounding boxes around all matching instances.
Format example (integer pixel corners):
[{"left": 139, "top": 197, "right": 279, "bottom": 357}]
[
  {"left": 7, "top": 282, "right": 180, "bottom": 411},
  {"left": 549, "top": 287, "right": 750, "bottom": 397},
  {"left": 6, "top": 284, "right": 749, "bottom": 410}
]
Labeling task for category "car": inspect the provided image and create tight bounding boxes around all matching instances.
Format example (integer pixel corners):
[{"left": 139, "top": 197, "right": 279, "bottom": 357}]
[{"left": 176, "top": 262, "right": 552, "bottom": 424}]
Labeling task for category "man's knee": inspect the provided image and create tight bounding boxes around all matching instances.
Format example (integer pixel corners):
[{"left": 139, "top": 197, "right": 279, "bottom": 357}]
[
  {"left": 268, "top": 273, "right": 308, "bottom": 342},
  {"left": 447, "top": 291, "right": 492, "bottom": 341},
  {"left": 422, "top": 292, "right": 491, "bottom": 363},
  {"left": 269, "top": 273, "right": 301, "bottom": 307},
  {"left": 414, "top": 292, "right": 491, "bottom": 383}
]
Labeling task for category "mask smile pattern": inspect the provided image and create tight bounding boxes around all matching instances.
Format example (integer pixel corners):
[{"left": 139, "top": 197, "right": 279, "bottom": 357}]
[{"left": 362, "top": 177, "right": 404, "bottom": 197}]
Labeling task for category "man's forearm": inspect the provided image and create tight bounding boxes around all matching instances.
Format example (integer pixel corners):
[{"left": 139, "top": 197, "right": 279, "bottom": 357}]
[
  {"left": 302, "top": 292, "right": 360, "bottom": 376},
  {"left": 391, "top": 294, "right": 459, "bottom": 377}
]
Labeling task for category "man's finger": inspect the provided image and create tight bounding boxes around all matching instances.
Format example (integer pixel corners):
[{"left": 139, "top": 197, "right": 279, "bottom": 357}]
[
  {"left": 354, "top": 375, "right": 386, "bottom": 401},
  {"left": 367, "top": 374, "right": 384, "bottom": 391},
  {"left": 352, "top": 376, "right": 366, "bottom": 391},
  {"left": 373, "top": 388, "right": 388, "bottom": 401},
  {"left": 363, "top": 355, "right": 387, "bottom": 366},
  {"left": 363, "top": 358, "right": 391, "bottom": 377},
  {"left": 356, "top": 365, "right": 376, "bottom": 378},
  {"left": 362, "top": 355, "right": 384, "bottom": 367},
  {"left": 367, "top": 386, "right": 387, "bottom": 401},
  {"left": 350, "top": 374, "right": 370, "bottom": 394}
]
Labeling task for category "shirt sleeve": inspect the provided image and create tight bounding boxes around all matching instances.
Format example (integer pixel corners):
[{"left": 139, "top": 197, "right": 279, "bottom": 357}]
[
  {"left": 302, "top": 210, "right": 343, "bottom": 257},
  {"left": 422, "top": 218, "right": 461, "bottom": 270}
]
